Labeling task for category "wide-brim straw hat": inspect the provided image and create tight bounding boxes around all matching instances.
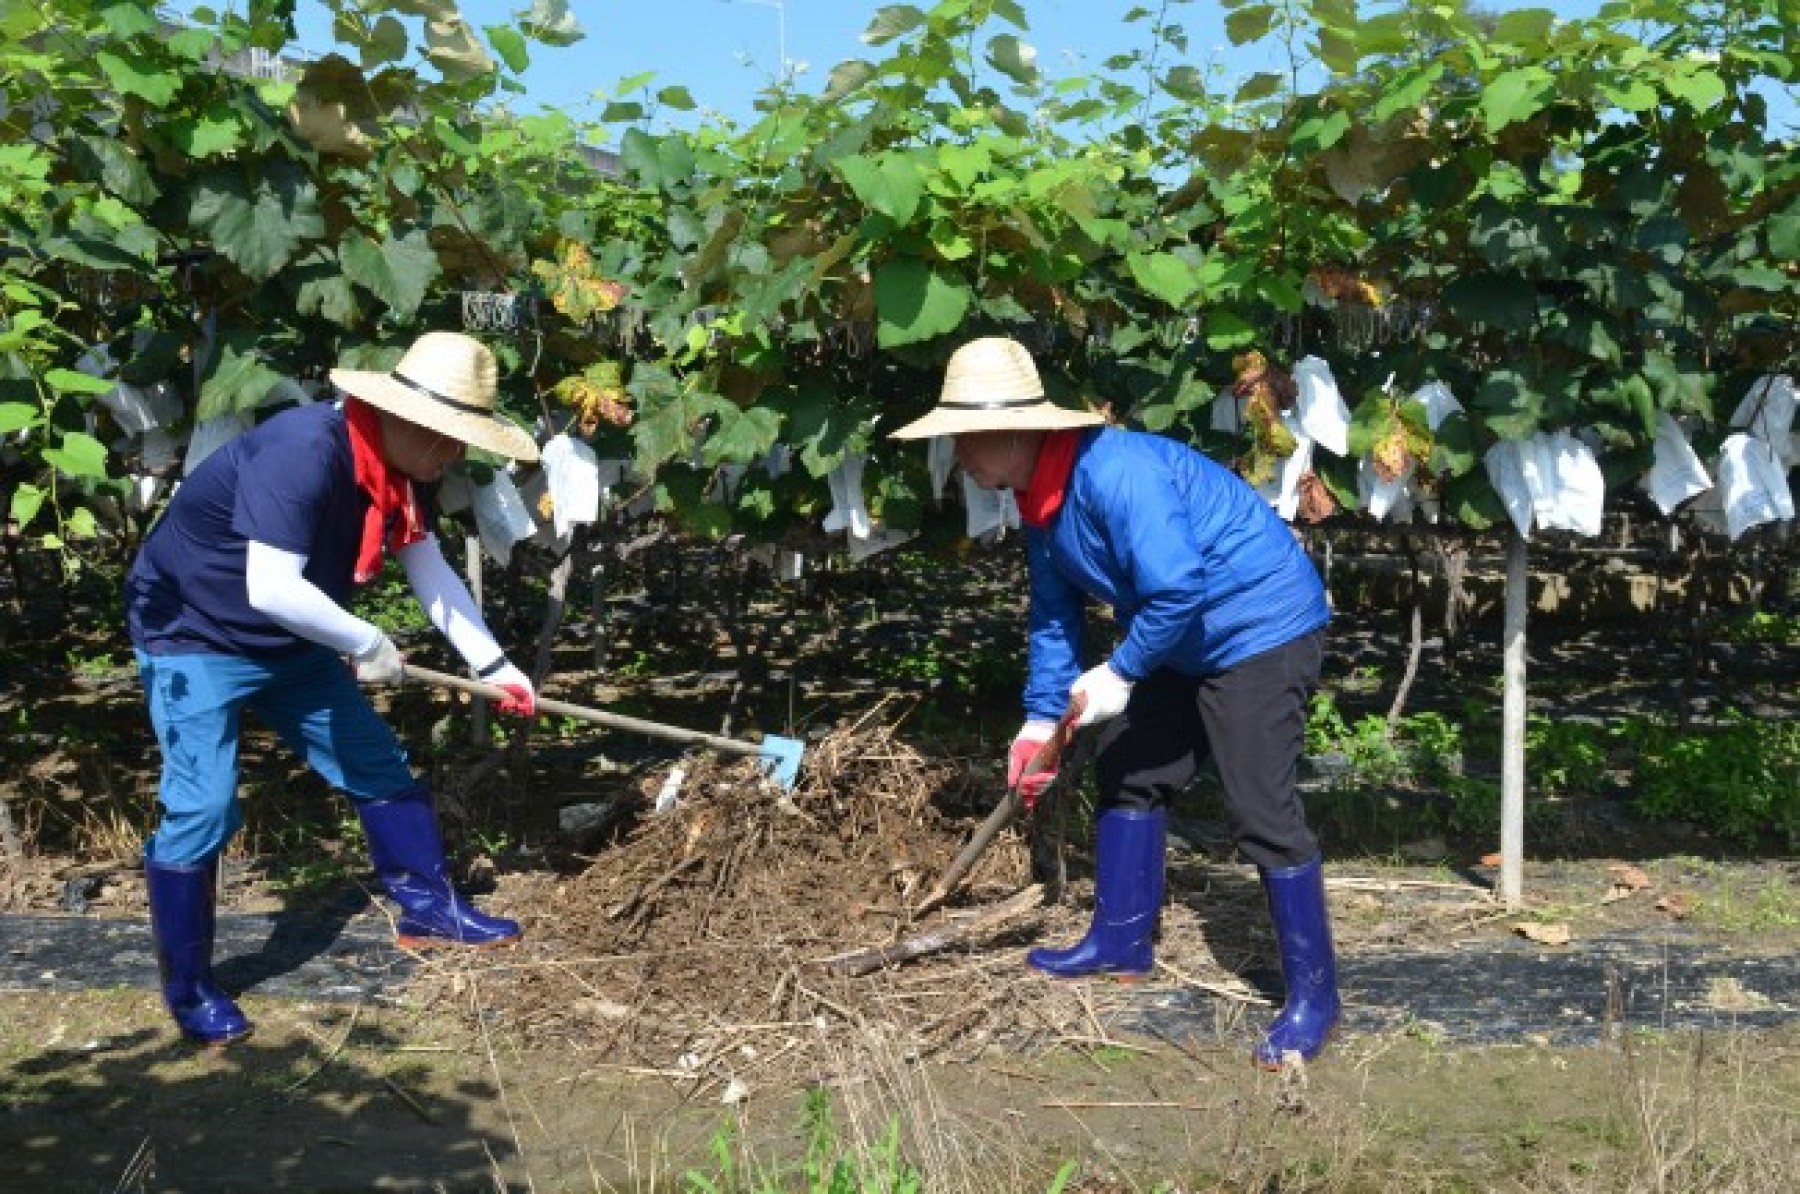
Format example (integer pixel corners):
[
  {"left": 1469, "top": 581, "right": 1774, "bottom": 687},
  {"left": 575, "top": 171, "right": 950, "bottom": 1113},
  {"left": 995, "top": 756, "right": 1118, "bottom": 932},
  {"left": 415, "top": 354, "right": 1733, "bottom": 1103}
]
[
  {"left": 329, "top": 331, "right": 540, "bottom": 462},
  {"left": 889, "top": 336, "right": 1105, "bottom": 440}
]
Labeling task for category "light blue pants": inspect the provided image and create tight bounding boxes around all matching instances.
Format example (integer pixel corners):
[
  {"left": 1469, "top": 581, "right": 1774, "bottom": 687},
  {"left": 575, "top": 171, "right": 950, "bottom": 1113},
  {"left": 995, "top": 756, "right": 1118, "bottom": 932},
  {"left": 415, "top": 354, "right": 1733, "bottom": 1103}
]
[{"left": 135, "top": 646, "right": 415, "bottom": 864}]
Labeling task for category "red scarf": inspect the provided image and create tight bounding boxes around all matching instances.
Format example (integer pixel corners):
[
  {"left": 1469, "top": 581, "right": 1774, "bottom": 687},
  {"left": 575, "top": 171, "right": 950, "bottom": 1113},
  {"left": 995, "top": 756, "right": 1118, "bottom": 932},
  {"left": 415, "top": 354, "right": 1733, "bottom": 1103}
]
[
  {"left": 345, "top": 398, "right": 426, "bottom": 585},
  {"left": 1018, "top": 430, "right": 1080, "bottom": 528}
]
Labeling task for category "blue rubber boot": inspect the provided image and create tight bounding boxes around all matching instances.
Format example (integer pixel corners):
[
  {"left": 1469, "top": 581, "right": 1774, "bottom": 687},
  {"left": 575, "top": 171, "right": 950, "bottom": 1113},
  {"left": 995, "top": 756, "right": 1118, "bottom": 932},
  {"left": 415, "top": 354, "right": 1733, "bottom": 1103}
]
[
  {"left": 1027, "top": 807, "right": 1165, "bottom": 980},
  {"left": 1252, "top": 856, "right": 1341, "bottom": 1068},
  {"left": 144, "top": 858, "right": 253, "bottom": 1046},
  {"left": 356, "top": 786, "right": 520, "bottom": 948}
]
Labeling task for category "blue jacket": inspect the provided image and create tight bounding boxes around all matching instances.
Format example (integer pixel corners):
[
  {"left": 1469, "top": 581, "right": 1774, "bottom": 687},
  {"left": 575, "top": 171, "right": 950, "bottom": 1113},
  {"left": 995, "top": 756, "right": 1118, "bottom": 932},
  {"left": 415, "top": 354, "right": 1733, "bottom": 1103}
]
[{"left": 1022, "top": 428, "right": 1330, "bottom": 721}]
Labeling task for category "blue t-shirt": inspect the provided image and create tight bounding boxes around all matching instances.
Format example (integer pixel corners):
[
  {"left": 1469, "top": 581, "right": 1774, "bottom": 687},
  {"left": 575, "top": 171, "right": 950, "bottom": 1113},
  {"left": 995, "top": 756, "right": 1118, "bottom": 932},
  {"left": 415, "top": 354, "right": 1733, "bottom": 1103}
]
[
  {"left": 1021, "top": 427, "right": 1331, "bottom": 721},
  {"left": 125, "top": 402, "right": 365, "bottom": 656}
]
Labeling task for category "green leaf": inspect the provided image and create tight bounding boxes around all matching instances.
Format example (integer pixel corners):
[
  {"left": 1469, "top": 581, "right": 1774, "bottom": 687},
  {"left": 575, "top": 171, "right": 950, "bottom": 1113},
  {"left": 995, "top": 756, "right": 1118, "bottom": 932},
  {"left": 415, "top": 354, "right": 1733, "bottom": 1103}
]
[
  {"left": 167, "top": 26, "right": 217, "bottom": 61},
  {"left": 1493, "top": 7, "right": 1557, "bottom": 46},
  {"left": 836, "top": 154, "right": 925, "bottom": 226},
  {"left": 788, "top": 375, "right": 862, "bottom": 475},
  {"left": 1431, "top": 412, "right": 1479, "bottom": 477},
  {"left": 485, "top": 24, "right": 530, "bottom": 73},
  {"left": 985, "top": 34, "right": 1038, "bottom": 86},
  {"left": 71, "top": 136, "right": 160, "bottom": 206},
  {"left": 44, "top": 369, "right": 115, "bottom": 396},
  {"left": 657, "top": 85, "right": 696, "bottom": 110},
  {"left": 1472, "top": 370, "right": 1545, "bottom": 440},
  {"left": 96, "top": 49, "right": 181, "bottom": 105},
  {"left": 630, "top": 375, "right": 730, "bottom": 476},
  {"left": 1767, "top": 201, "right": 1800, "bottom": 259},
  {"left": 1290, "top": 108, "right": 1350, "bottom": 153},
  {"left": 10, "top": 483, "right": 46, "bottom": 530},
  {"left": 340, "top": 228, "right": 441, "bottom": 319},
  {"left": 293, "top": 246, "right": 363, "bottom": 326},
  {"left": 1596, "top": 375, "right": 1657, "bottom": 438},
  {"left": 0, "top": 403, "right": 40, "bottom": 435},
  {"left": 366, "top": 14, "right": 409, "bottom": 64},
  {"left": 1444, "top": 272, "right": 1537, "bottom": 332},
  {"left": 66, "top": 506, "right": 100, "bottom": 540},
  {"left": 1443, "top": 470, "right": 1506, "bottom": 529},
  {"left": 1372, "top": 62, "right": 1443, "bottom": 123},
  {"left": 100, "top": 1, "right": 161, "bottom": 38},
  {"left": 42, "top": 431, "right": 111, "bottom": 481},
  {"left": 1481, "top": 67, "right": 1554, "bottom": 131},
  {"left": 1316, "top": 27, "right": 1358, "bottom": 75},
  {"left": 198, "top": 335, "right": 283, "bottom": 421},
  {"left": 873, "top": 259, "right": 971, "bottom": 348},
  {"left": 1204, "top": 309, "right": 1257, "bottom": 350},
  {"left": 1633, "top": 214, "right": 1688, "bottom": 266},
  {"left": 1603, "top": 77, "right": 1658, "bottom": 112},
  {"left": 1234, "top": 71, "right": 1283, "bottom": 103},
  {"left": 703, "top": 405, "right": 782, "bottom": 466},
  {"left": 1224, "top": 5, "right": 1275, "bottom": 46},
  {"left": 167, "top": 105, "right": 243, "bottom": 158},
  {"left": 935, "top": 143, "right": 991, "bottom": 191},
  {"left": 1126, "top": 252, "right": 1200, "bottom": 307},
  {"left": 1641, "top": 351, "right": 1710, "bottom": 418},
  {"left": 863, "top": 5, "right": 926, "bottom": 46},
  {"left": 1663, "top": 64, "right": 1726, "bottom": 111},
  {"left": 187, "top": 164, "right": 325, "bottom": 280}
]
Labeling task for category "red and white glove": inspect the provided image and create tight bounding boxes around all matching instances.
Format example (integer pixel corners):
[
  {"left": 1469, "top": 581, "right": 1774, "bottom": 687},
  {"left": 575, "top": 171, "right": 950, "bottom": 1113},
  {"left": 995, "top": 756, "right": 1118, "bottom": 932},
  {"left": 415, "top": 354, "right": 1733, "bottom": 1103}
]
[
  {"left": 482, "top": 661, "right": 537, "bottom": 718},
  {"left": 1071, "top": 663, "right": 1134, "bottom": 727},
  {"left": 1007, "top": 720, "right": 1060, "bottom": 810}
]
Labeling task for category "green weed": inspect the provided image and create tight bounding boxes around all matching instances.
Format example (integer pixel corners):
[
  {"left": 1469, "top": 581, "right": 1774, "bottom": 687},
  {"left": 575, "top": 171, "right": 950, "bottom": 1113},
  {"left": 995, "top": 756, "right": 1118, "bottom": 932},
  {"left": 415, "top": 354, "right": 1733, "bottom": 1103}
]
[
  {"left": 681, "top": 1086, "right": 928, "bottom": 1194},
  {"left": 1526, "top": 715, "right": 1612, "bottom": 796},
  {"left": 1629, "top": 712, "right": 1800, "bottom": 848}
]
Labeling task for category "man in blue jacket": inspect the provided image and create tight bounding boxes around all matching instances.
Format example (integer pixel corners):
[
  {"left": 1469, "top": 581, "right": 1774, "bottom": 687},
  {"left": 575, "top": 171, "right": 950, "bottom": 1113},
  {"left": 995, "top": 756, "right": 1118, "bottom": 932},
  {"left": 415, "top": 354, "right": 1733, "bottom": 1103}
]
[
  {"left": 125, "top": 331, "right": 540, "bottom": 1045},
  {"left": 892, "top": 336, "right": 1339, "bottom": 1068}
]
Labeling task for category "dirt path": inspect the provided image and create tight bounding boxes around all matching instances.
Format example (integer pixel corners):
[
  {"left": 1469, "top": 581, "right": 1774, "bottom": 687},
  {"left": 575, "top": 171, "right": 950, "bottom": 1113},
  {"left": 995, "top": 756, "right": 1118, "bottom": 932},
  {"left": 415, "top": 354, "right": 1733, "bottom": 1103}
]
[{"left": 3, "top": 883, "right": 1797, "bottom": 1193}]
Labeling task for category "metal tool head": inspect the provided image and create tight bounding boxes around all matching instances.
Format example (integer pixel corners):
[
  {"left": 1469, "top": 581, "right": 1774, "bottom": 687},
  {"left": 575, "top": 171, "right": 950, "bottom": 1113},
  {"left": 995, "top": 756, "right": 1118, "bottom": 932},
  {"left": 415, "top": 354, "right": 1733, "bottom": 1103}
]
[{"left": 757, "top": 734, "right": 805, "bottom": 791}]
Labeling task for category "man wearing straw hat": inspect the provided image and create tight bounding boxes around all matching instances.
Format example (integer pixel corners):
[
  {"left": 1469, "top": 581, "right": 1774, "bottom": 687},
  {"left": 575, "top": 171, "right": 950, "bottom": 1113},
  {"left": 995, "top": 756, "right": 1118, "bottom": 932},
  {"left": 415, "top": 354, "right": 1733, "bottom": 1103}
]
[
  {"left": 892, "top": 336, "right": 1339, "bottom": 1068},
  {"left": 124, "top": 331, "right": 540, "bottom": 1045}
]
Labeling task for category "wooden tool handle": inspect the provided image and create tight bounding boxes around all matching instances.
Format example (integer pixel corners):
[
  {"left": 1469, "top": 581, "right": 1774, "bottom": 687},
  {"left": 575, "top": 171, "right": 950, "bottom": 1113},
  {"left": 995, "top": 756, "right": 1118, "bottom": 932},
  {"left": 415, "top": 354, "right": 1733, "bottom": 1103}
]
[
  {"left": 913, "top": 693, "right": 1087, "bottom": 915},
  {"left": 401, "top": 663, "right": 765, "bottom": 758}
]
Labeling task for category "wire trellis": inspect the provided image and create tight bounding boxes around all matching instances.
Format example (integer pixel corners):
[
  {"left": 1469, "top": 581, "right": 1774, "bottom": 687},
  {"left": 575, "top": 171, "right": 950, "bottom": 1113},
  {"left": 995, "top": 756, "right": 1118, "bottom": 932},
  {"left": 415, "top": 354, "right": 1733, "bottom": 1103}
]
[{"left": 459, "top": 291, "right": 537, "bottom": 336}]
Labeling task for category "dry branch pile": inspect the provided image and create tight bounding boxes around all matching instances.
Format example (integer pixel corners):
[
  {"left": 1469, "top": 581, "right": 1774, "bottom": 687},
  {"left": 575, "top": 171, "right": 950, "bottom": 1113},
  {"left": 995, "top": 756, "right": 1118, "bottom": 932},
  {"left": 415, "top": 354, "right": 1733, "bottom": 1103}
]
[{"left": 408, "top": 719, "right": 1203, "bottom": 1088}]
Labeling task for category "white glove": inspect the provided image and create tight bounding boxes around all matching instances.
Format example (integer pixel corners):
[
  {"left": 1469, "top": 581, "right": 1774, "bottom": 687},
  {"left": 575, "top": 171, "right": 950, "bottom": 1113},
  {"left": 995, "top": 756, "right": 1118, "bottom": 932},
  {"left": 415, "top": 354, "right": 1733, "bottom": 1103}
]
[
  {"left": 1071, "top": 663, "right": 1134, "bottom": 727},
  {"left": 352, "top": 632, "right": 404, "bottom": 684}
]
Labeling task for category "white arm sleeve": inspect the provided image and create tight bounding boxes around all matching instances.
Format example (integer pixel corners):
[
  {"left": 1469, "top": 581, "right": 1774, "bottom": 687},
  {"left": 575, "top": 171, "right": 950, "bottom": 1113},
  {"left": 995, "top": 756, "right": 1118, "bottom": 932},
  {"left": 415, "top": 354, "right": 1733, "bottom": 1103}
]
[
  {"left": 396, "top": 535, "right": 507, "bottom": 672},
  {"left": 244, "top": 541, "right": 384, "bottom": 656}
]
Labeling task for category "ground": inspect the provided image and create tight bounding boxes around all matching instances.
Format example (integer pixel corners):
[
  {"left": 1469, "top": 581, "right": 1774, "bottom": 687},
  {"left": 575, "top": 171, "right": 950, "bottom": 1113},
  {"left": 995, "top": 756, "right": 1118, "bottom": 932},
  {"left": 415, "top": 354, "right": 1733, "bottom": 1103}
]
[{"left": 1, "top": 536, "right": 1797, "bottom": 1191}]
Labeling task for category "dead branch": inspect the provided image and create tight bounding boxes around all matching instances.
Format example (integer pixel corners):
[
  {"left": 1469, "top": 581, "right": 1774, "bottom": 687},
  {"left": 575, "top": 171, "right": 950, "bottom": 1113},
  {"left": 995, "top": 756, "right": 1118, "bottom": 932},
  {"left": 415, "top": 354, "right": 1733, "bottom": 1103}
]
[{"left": 819, "top": 884, "right": 1045, "bottom": 977}]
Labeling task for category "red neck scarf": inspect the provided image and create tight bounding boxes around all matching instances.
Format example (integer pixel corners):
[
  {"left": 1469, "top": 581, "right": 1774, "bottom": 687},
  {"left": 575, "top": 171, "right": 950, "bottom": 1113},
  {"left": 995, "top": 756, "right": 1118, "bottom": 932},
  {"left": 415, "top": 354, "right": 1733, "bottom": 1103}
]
[
  {"left": 1018, "top": 430, "right": 1081, "bottom": 528},
  {"left": 344, "top": 398, "right": 426, "bottom": 585}
]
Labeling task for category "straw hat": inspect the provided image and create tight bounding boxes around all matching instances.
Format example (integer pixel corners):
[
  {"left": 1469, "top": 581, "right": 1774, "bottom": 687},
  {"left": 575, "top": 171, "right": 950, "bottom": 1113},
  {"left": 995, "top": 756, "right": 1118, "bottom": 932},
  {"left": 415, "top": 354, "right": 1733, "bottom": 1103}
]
[
  {"left": 329, "top": 332, "right": 540, "bottom": 462},
  {"left": 889, "top": 336, "right": 1105, "bottom": 441}
]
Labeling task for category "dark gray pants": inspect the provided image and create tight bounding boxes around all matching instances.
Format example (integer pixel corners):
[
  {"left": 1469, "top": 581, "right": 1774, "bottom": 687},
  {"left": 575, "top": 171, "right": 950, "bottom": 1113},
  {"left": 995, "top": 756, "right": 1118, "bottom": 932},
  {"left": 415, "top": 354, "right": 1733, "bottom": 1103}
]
[{"left": 1092, "top": 630, "right": 1324, "bottom": 869}]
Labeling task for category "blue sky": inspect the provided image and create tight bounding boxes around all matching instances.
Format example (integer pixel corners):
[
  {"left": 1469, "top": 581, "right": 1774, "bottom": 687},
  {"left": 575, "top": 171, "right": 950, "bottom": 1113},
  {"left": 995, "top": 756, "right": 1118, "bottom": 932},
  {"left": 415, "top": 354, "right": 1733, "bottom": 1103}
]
[
  {"left": 286, "top": 1, "right": 1793, "bottom": 135},
  {"left": 284, "top": 1, "right": 1590, "bottom": 123}
]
